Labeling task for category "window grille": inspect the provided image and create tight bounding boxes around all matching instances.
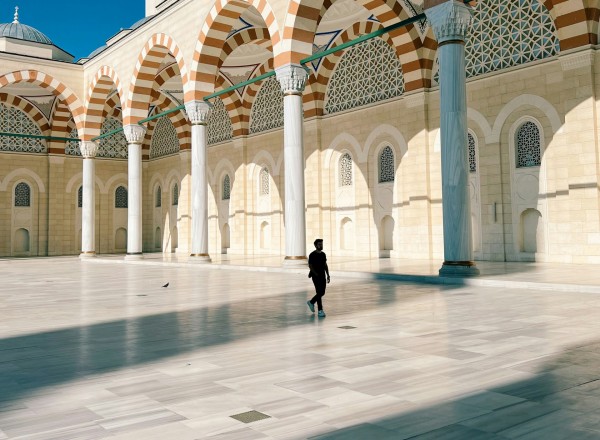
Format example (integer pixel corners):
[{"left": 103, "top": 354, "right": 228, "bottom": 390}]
[
  {"left": 260, "top": 168, "right": 270, "bottom": 195},
  {"left": 14, "top": 182, "right": 31, "bottom": 207},
  {"left": 378, "top": 146, "right": 395, "bottom": 183},
  {"left": 223, "top": 175, "right": 231, "bottom": 200},
  {"left": 115, "top": 186, "right": 128, "bottom": 208},
  {"left": 172, "top": 184, "right": 179, "bottom": 206},
  {"left": 155, "top": 186, "right": 162, "bottom": 207},
  {"left": 325, "top": 38, "right": 404, "bottom": 114},
  {"left": 250, "top": 78, "right": 284, "bottom": 134},
  {"left": 98, "top": 118, "right": 128, "bottom": 159},
  {"left": 339, "top": 153, "right": 353, "bottom": 187},
  {"left": 516, "top": 121, "right": 541, "bottom": 168},
  {"left": 65, "top": 127, "right": 81, "bottom": 156},
  {"left": 468, "top": 133, "right": 477, "bottom": 173},
  {"left": 78, "top": 186, "right": 83, "bottom": 208},
  {"left": 208, "top": 98, "right": 233, "bottom": 145},
  {"left": 0, "top": 104, "right": 45, "bottom": 153},
  {"left": 150, "top": 117, "right": 179, "bottom": 158}
]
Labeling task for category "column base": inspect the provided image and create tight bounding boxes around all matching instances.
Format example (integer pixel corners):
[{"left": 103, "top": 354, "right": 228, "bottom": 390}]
[
  {"left": 79, "top": 251, "right": 96, "bottom": 259},
  {"left": 190, "top": 253, "right": 211, "bottom": 263},
  {"left": 125, "top": 252, "right": 144, "bottom": 261},
  {"left": 439, "top": 261, "right": 480, "bottom": 277},
  {"left": 283, "top": 256, "right": 308, "bottom": 267}
]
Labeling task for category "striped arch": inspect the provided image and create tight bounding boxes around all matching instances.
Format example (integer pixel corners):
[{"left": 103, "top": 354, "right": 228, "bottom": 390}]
[
  {"left": 214, "top": 73, "right": 245, "bottom": 136},
  {"left": 242, "top": 58, "right": 275, "bottom": 115},
  {"left": 49, "top": 100, "right": 75, "bottom": 154},
  {"left": 0, "top": 93, "right": 51, "bottom": 134},
  {"left": 103, "top": 93, "right": 122, "bottom": 121},
  {"left": 188, "top": 0, "right": 280, "bottom": 101},
  {"left": 125, "top": 33, "right": 189, "bottom": 125},
  {"left": 143, "top": 93, "right": 190, "bottom": 158},
  {"left": 222, "top": 27, "right": 273, "bottom": 60},
  {"left": 542, "top": 0, "right": 596, "bottom": 48},
  {"left": 0, "top": 70, "right": 84, "bottom": 130},
  {"left": 84, "top": 66, "right": 125, "bottom": 141}
]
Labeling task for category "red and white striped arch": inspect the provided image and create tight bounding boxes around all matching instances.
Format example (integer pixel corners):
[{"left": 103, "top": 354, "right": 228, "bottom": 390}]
[
  {"left": 84, "top": 66, "right": 124, "bottom": 141},
  {"left": 124, "top": 33, "right": 189, "bottom": 126},
  {"left": 0, "top": 70, "right": 84, "bottom": 131},
  {"left": 188, "top": 0, "right": 280, "bottom": 101},
  {"left": 242, "top": 57, "right": 275, "bottom": 121},
  {"left": 541, "top": 0, "right": 598, "bottom": 48},
  {"left": 214, "top": 72, "right": 246, "bottom": 136},
  {"left": 49, "top": 100, "right": 76, "bottom": 154},
  {"left": 222, "top": 27, "right": 273, "bottom": 62},
  {"left": 0, "top": 93, "right": 51, "bottom": 135}
]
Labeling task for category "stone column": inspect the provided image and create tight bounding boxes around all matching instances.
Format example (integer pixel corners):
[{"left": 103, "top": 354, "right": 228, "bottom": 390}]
[
  {"left": 425, "top": 0, "right": 479, "bottom": 276},
  {"left": 79, "top": 141, "right": 97, "bottom": 258},
  {"left": 185, "top": 100, "right": 212, "bottom": 262},
  {"left": 124, "top": 124, "right": 146, "bottom": 259},
  {"left": 276, "top": 64, "right": 309, "bottom": 266}
]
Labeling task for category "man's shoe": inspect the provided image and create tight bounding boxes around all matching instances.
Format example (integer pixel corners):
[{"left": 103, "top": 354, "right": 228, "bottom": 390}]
[
  {"left": 307, "top": 301, "right": 315, "bottom": 313},
  {"left": 318, "top": 310, "right": 326, "bottom": 317}
]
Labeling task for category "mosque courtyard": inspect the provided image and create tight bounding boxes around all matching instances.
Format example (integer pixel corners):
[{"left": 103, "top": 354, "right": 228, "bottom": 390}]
[{"left": 1, "top": 258, "right": 600, "bottom": 439}]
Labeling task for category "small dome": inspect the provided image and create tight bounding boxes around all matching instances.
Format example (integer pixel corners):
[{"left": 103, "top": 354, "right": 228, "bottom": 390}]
[
  {"left": 88, "top": 44, "right": 107, "bottom": 58},
  {"left": 0, "top": 7, "right": 52, "bottom": 45}
]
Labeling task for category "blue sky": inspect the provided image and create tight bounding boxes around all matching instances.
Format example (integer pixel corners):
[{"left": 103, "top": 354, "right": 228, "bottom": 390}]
[{"left": 3, "top": 1, "right": 145, "bottom": 60}]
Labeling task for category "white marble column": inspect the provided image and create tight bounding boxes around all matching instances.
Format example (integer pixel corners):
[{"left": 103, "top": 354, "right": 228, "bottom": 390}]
[
  {"left": 425, "top": 0, "right": 479, "bottom": 276},
  {"left": 124, "top": 124, "right": 146, "bottom": 259},
  {"left": 79, "top": 141, "right": 97, "bottom": 258},
  {"left": 276, "top": 64, "right": 309, "bottom": 266},
  {"left": 185, "top": 100, "right": 212, "bottom": 262}
]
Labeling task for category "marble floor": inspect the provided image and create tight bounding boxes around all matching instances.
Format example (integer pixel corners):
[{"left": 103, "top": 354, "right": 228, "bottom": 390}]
[{"left": 1, "top": 257, "right": 600, "bottom": 439}]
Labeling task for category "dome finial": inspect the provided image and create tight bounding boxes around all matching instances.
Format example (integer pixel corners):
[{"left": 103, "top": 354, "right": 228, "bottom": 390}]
[{"left": 13, "top": 6, "right": 19, "bottom": 24}]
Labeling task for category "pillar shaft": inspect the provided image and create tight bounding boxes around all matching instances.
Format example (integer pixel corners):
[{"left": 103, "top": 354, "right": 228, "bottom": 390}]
[
  {"left": 425, "top": 0, "right": 479, "bottom": 276},
  {"left": 124, "top": 124, "right": 146, "bottom": 257},
  {"left": 80, "top": 141, "right": 97, "bottom": 258},
  {"left": 185, "top": 101, "right": 212, "bottom": 262},
  {"left": 276, "top": 64, "right": 309, "bottom": 265}
]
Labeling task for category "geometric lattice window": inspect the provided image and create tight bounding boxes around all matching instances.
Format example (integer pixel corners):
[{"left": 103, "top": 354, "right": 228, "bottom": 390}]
[
  {"left": 65, "top": 127, "right": 81, "bottom": 156},
  {"left": 14, "top": 182, "right": 31, "bottom": 207},
  {"left": 208, "top": 98, "right": 233, "bottom": 145},
  {"left": 78, "top": 186, "right": 83, "bottom": 208},
  {"left": 339, "top": 153, "right": 353, "bottom": 187},
  {"left": 468, "top": 133, "right": 477, "bottom": 172},
  {"left": 516, "top": 121, "right": 541, "bottom": 168},
  {"left": 115, "top": 185, "right": 128, "bottom": 208},
  {"left": 223, "top": 174, "right": 231, "bottom": 200},
  {"left": 433, "top": 1, "right": 559, "bottom": 84},
  {"left": 378, "top": 146, "right": 395, "bottom": 183},
  {"left": 98, "top": 118, "right": 128, "bottom": 159},
  {"left": 0, "top": 103, "right": 46, "bottom": 153},
  {"left": 325, "top": 38, "right": 405, "bottom": 114},
  {"left": 155, "top": 186, "right": 161, "bottom": 207},
  {"left": 172, "top": 184, "right": 179, "bottom": 206},
  {"left": 150, "top": 117, "right": 179, "bottom": 159},
  {"left": 250, "top": 78, "right": 284, "bottom": 134},
  {"left": 260, "top": 168, "right": 270, "bottom": 195}
]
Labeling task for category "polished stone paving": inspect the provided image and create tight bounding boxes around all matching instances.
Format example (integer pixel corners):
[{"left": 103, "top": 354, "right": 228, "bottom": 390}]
[{"left": 1, "top": 257, "right": 600, "bottom": 439}]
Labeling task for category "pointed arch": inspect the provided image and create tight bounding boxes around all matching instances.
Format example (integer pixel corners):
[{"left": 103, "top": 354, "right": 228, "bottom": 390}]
[{"left": 84, "top": 66, "right": 125, "bottom": 141}]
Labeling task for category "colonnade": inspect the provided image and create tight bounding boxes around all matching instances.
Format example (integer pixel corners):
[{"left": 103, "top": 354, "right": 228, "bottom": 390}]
[{"left": 78, "top": 0, "right": 478, "bottom": 276}]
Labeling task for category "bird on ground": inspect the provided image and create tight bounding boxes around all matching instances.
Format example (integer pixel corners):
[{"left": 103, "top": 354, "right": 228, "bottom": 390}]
[{"left": 162, "top": 282, "right": 169, "bottom": 288}]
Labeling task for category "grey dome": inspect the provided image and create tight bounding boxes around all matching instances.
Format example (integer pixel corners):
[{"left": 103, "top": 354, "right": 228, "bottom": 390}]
[{"left": 0, "top": 22, "right": 52, "bottom": 44}]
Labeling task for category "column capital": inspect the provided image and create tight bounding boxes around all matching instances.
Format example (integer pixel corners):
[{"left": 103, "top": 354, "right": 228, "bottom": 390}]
[
  {"left": 275, "top": 64, "right": 309, "bottom": 95},
  {"left": 185, "top": 100, "right": 212, "bottom": 125},
  {"left": 79, "top": 141, "right": 98, "bottom": 158},
  {"left": 425, "top": 0, "right": 472, "bottom": 44},
  {"left": 123, "top": 124, "right": 147, "bottom": 144}
]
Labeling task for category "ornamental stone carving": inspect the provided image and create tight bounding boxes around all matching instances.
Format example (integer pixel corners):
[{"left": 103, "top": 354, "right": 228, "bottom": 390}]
[
  {"left": 425, "top": 0, "right": 472, "bottom": 43},
  {"left": 79, "top": 141, "right": 98, "bottom": 158},
  {"left": 185, "top": 100, "right": 212, "bottom": 125},
  {"left": 123, "top": 124, "right": 147, "bottom": 144},
  {"left": 275, "top": 64, "right": 308, "bottom": 95}
]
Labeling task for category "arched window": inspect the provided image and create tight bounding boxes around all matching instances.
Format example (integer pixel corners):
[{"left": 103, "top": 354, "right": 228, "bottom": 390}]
[
  {"left": 223, "top": 174, "right": 231, "bottom": 200},
  {"left": 172, "top": 184, "right": 179, "bottom": 206},
  {"left": 339, "top": 153, "right": 353, "bottom": 187},
  {"left": 150, "top": 117, "right": 180, "bottom": 158},
  {"left": 260, "top": 168, "right": 270, "bottom": 196},
  {"left": 468, "top": 133, "right": 477, "bottom": 173},
  {"left": 325, "top": 38, "right": 404, "bottom": 114},
  {"left": 98, "top": 118, "right": 128, "bottom": 159},
  {"left": 115, "top": 186, "right": 128, "bottom": 208},
  {"left": 0, "top": 104, "right": 45, "bottom": 153},
  {"left": 516, "top": 121, "right": 541, "bottom": 168},
  {"left": 78, "top": 186, "right": 83, "bottom": 208},
  {"left": 14, "top": 182, "right": 31, "bottom": 207},
  {"left": 155, "top": 186, "right": 162, "bottom": 208},
  {"left": 378, "top": 146, "right": 395, "bottom": 183},
  {"left": 249, "top": 78, "right": 284, "bottom": 134},
  {"left": 208, "top": 98, "right": 233, "bottom": 145}
]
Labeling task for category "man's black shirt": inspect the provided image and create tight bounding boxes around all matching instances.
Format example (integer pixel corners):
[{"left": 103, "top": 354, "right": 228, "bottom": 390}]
[{"left": 309, "top": 251, "right": 327, "bottom": 278}]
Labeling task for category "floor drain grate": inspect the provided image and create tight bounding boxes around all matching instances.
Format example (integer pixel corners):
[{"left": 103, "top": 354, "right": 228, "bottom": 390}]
[
  {"left": 338, "top": 326, "right": 356, "bottom": 329},
  {"left": 230, "top": 410, "right": 271, "bottom": 423}
]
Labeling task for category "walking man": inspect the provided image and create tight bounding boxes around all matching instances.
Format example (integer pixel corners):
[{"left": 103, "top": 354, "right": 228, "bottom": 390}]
[{"left": 307, "top": 238, "right": 330, "bottom": 317}]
